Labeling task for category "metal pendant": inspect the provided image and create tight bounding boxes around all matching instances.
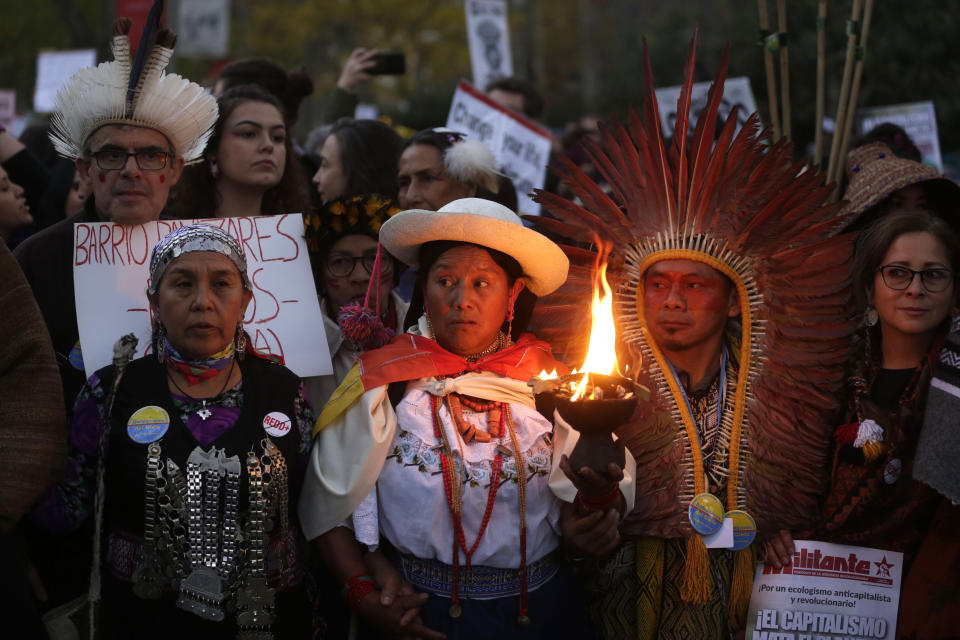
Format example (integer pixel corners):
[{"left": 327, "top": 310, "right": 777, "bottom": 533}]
[
  {"left": 236, "top": 575, "right": 275, "bottom": 629},
  {"left": 177, "top": 566, "right": 226, "bottom": 621},
  {"left": 197, "top": 402, "right": 212, "bottom": 421},
  {"left": 517, "top": 614, "right": 531, "bottom": 627},
  {"left": 449, "top": 602, "right": 462, "bottom": 618}
]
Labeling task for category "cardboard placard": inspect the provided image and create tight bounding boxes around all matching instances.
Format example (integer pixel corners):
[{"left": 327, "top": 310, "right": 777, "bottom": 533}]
[
  {"left": 746, "top": 540, "right": 903, "bottom": 640},
  {"left": 856, "top": 101, "right": 942, "bottom": 171},
  {"left": 177, "top": 0, "right": 230, "bottom": 58},
  {"left": 465, "top": 0, "right": 513, "bottom": 89},
  {"left": 73, "top": 214, "right": 332, "bottom": 379},
  {"left": 34, "top": 49, "right": 96, "bottom": 113},
  {"left": 446, "top": 81, "right": 552, "bottom": 216},
  {"left": 655, "top": 76, "right": 758, "bottom": 141}
]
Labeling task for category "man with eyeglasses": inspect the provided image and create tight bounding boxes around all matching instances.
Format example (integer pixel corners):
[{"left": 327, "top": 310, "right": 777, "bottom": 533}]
[
  {"left": 10, "top": 15, "right": 218, "bottom": 623},
  {"left": 303, "top": 195, "right": 408, "bottom": 411},
  {"left": 14, "top": 21, "right": 216, "bottom": 419}
]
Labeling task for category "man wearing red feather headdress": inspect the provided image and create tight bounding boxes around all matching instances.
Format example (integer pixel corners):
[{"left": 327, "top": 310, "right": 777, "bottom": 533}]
[{"left": 532, "top": 32, "right": 857, "bottom": 639}]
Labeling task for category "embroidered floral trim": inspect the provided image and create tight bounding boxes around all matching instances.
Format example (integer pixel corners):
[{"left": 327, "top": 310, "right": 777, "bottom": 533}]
[{"left": 387, "top": 428, "right": 552, "bottom": 489}]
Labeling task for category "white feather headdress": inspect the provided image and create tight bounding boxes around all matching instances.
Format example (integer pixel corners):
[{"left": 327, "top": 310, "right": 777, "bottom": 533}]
[{"left": 49, "top": 18, "right": 217, "bottom": 165}]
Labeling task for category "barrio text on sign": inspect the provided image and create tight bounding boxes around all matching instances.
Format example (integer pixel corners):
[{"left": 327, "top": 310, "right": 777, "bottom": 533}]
[{"left": 73, "top": 214, "right": 332, "bottom": 379}]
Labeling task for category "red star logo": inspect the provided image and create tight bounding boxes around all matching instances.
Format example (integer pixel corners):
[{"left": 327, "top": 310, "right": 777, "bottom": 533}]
[{"left": 875, "top": 556, "right": 894, "bottom": 578}]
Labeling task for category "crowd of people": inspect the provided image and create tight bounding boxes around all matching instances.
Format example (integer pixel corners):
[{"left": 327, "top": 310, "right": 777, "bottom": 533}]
[{"left": 2, "top": 10, "right": 959, "bottom": 640}]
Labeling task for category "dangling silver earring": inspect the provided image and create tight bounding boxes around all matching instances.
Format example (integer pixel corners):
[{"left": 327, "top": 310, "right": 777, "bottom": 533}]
[
  {"left": 156, "top": 322, "right": 167, "bottom": 362},
  {"left": 865, "top": 306, "right": 879, "bottom": 327},
  {"left": 235, "top": 322, "right": 247, "bottom": 358},
  {"left": 210, "top": 159, "right": 219, "bottom": 179}
]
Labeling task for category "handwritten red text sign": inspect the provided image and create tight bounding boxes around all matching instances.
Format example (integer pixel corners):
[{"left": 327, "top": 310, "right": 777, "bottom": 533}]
[{"left": 73, "top": 214, "right": 332, "bottom": 378}]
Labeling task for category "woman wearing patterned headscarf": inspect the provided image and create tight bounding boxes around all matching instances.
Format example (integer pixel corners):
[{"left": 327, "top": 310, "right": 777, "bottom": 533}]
[{"left": 32, "top": 224, "right": 314, "bottom": 638}]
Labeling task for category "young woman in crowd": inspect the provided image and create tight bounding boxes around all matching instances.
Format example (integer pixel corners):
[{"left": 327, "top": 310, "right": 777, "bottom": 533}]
[
  {"left": 303, "top": 118, "right": 406, "bottom": 410},
  {"left": 311, "top": 118, "right": 402, "bottom": 205},
  {"left": 169, "top": 86, "right": 312, "bottom": 220},
  {"left": 397, "top": 128, "right": 513, "bottom": 211},
  {"left": 0, "top": 166, "right": 32, "bottom": 243},
  {"left": 300, "top": 198, "right": 624, "bottom": 640},
  {"left": 31, "top": 225, "right": 315, "bottom": 637},
  {"left": 765, "top": 211, "right": 960, "bottom": 637}
]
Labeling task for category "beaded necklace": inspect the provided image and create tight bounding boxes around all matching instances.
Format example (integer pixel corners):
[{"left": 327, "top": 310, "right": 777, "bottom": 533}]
[{"left": 430, "top": 394, "right": 530, "bottom": 624}]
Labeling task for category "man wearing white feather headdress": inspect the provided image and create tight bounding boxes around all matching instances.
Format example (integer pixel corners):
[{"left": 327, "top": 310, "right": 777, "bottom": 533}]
[
  {"left": 12, "top": 6, "right": 219, "bottom": 623},
  {"left": 15, "top": 9, "right": 217, "bottom": 418}
]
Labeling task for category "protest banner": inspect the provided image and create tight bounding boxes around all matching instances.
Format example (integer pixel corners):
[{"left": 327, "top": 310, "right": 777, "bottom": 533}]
[
  {"left": 73, "top": 214, "right": 332, "bottom": 379},
  {"left": 33, "top": 49, "right": 97, "bottom": 113},
  {"left": 856, "top": 101, "right": 942, "bottom": 171},
  {"left": 177, "top": 0, "right": 230, "bottom": 58},
  {"left": 446, "top": 80, "right": 552, "bottom": 216},
  {"left": 746, "top": 540, "right": 903, "bottom": 640},
  {"left": 465, "top": 0, "right": 513, "bottom": 89},
  {"left": 656, "top": 76, "right": 757, "bottom": 141}
]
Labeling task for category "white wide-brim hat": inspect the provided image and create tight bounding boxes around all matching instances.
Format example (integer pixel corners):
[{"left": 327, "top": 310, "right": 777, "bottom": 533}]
[{"left": 379, "top": 198, "right": 569, "bottom": 296}]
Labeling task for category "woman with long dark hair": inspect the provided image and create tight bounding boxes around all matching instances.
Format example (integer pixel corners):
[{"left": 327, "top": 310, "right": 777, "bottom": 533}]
[
  {"left": 765, "top": 211, "right": 960, "bottom": 637},
  {"left": 168, "top": 86, "right": 312, "bottom": 219}
]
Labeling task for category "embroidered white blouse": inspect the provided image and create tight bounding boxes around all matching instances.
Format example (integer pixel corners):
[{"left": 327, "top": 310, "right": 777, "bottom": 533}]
[{"left": 298, "top": 317, "right": 636, "bottom": 568}]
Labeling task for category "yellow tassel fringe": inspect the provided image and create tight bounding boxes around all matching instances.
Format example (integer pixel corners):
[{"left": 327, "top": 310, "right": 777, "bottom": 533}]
[{"left": 680, "top": 536, "right": 711, "bottom": 603}]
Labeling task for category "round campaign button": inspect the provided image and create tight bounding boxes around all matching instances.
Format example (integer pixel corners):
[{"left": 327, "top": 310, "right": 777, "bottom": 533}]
[
  {"left": 68, "top": 340, "right": 84, "bottom": 370},
  {"left": 688, "top": 492, "right": 724, "bottom": 536},
  {"left": 883, "top": 458, "right": 902, "bottom": 484},
  {"left": 726, "top": 509, "right": 757, "bottom": 551},
  {"left": 262, "top": 411, "right": 292, "bottom": 438},
  {"left": 127, "top": 406, "right": 170, "bottom": 444}
]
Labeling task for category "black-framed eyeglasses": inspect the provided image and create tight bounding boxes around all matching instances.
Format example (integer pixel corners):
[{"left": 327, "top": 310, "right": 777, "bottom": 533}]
[
  {"left": 878, "top": 264, "right": 954, "bottom": 293},
  {"left": 325, "top": 253, "right": 393, "bottom": 278},
  {"left": 90, "top": 147, "right": 170, "bottom": 171}
]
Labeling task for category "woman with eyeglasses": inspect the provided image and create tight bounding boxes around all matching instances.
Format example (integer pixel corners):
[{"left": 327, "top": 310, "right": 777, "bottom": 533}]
[
  {"left": 764, "top": 210, "right": 960, "bottom": 636},
  {"left": 302, "top": 196, "right": 407, "bottom": 411}
]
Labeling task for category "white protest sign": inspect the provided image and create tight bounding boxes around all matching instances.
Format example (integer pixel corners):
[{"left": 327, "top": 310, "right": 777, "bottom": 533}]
[
  {"left": 856, "top": 101, "right": 942, "bottom": 171},
  {"left": 73, "top": 214, "right": 332, "bottom": 379},
  {"left": 177, "top": 0, "right": 230, "bottom": 58},
  {"left": 34, "top": 49, "right": 96, "bottom": 113},
  {"left": 746, "top": 539, "right": 903, "bottom": 640},
  {"left": 656, "top": 76, "right": 757, "bottom": 141},
  {"left": 0, "top": 90, "right": 15, "bottom": 131},
  {"left": 465, "top": 0, "right": 513, "bottom": 89},
  {"left": 446, "top": 81, "right": 552, "bottom": 216}
]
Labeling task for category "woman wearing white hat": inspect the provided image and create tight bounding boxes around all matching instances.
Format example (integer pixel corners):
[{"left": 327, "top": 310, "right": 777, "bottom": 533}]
[{"left": 299, "top": 198, "right": 628, "bottom": 638}]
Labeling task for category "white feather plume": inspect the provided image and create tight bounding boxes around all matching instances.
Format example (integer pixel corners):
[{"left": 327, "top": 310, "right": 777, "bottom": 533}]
[
  {"left": 48, "top": 36, "right": 217, "bottom": 164},
  {"left": 444, "top": 140, "right": 502, "bottom": 193}
]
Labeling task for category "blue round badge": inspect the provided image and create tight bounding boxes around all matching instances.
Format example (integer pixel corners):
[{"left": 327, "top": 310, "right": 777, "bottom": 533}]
[
  {"left": 688, "top": 493, "right": 724, "bottom": 536},
  {"left": 68, "top": 340, "right": 84, "bottom": 370},
  {"left": 726, "top": 510, "right": 757, "bottom": 551},
  {"left": 127, "top": 406, "right": 170, "bottom": 444}
]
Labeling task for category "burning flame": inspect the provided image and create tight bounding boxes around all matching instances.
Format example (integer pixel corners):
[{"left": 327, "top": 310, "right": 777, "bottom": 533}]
[
  {"left": 571, "top": 256, "right": 619, "bottom": 401},
  {"left": 538, "top": 369, "right": 559, "bottom": 379}
]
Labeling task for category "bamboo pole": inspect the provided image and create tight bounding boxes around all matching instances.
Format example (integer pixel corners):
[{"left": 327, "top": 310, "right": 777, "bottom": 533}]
[
  {"left": 757, "top": 0, "right": 781, "bottom": 140},
  {"left": 777, "top": 0, "right": 791, "bottom": 140},
  {"left": 825, "top": 0, "right": 863, "bottom": 193},
  {"left": 814, "top": 0, "right": 827, "bottom": 166},
  {"left": 836, "top": 0, "right": 875, "bottom": 192}
]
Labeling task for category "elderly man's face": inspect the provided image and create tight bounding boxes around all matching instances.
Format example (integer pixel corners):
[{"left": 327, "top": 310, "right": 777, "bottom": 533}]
[
  {"left": 77, "top": 125, "right": 184, "bottom": 225},
  {"left": 642, "top": 259, "right": 740, "bottom": 355}
]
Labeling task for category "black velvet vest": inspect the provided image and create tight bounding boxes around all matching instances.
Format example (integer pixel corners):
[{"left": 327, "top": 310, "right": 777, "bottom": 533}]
[{"left": 98, "top": 355, "right": 302, "bottom": 536}]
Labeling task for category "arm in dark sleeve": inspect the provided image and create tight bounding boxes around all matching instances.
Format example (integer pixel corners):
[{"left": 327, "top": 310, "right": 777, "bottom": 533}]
[
  {"left": 0, "top": 242, "right": 66, "bottom": 532},
  {"left": 321, "top": 86, "right": 359, "bottom": 124}
]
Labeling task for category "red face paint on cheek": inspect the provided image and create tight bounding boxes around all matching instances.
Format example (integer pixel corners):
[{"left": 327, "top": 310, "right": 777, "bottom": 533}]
[
  {"left": 325, "top": 276, "right": 341, "bottom": 291},
  {"left": 97, "top": 173, "right": 106, "bottom": 183}
]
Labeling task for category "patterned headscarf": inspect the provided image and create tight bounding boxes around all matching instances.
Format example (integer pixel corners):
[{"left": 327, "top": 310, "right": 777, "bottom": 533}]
[{"left": 148, "top": 224, "right": 251, "bottom": 294}]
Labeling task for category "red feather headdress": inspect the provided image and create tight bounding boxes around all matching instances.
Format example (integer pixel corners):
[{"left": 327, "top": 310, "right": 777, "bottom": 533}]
[{"left": 533, "top": 31, "right": 858, "bottom": 614}]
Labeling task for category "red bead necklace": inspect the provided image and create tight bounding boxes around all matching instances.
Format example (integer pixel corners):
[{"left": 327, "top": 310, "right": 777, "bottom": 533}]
[{"left": 430, "top": 394, "right": 529, "bottom": 623}]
